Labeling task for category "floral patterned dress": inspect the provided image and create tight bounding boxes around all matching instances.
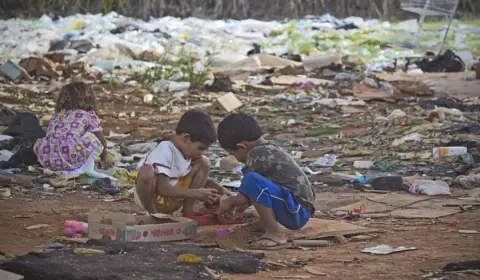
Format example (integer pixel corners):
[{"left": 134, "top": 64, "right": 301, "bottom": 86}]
[{"left": 34, "top": 109, "right": 104, "bottom": 178}]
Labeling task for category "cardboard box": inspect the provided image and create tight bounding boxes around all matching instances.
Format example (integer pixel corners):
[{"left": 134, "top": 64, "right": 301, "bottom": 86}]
[
  {"left": 88, "top": 211, "right": 197, "bottom": 242},
  {"left": 216, "top": 92, "right": 242, "bottom": 112}
]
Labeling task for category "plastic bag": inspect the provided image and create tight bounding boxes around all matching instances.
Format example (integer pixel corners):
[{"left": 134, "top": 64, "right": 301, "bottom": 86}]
[{"left": 409, "top": 180, "right": 451, "bottom": 196}]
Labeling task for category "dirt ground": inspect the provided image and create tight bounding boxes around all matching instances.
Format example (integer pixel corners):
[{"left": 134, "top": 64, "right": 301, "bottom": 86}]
[
  {"left": 1, "top": 191, "right": 479, "bottom": 280},
  {"left": 1, "top": 76, "right": 480, "bottom": 279}
]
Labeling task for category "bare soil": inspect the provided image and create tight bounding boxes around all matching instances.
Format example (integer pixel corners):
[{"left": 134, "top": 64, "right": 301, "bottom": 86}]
[{"left": 1, "top": 192, "right": 479, "bottom": 280}]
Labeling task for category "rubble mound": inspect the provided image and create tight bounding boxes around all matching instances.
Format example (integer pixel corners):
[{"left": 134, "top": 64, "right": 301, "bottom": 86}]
[{"left": 0, "top": 240, "right": 268, "bottom": 280}]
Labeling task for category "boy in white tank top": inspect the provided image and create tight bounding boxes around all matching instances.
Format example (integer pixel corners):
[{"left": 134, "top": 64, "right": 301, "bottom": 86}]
[{"left": 135, "top": 110, "right": 230, "bottom": 216}]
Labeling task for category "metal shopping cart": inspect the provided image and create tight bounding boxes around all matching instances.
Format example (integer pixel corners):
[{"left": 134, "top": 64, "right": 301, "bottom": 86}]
[{"left": 400, "top": 0, "right": 460, "bottom": 54}]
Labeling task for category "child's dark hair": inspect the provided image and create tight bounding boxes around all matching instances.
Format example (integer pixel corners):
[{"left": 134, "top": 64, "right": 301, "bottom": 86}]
[
  {"left": 176, "top": 110, "right": 216, "bottom": 145},
  {"left": 217, "top": 113, "right": 263, "bottom": 150},
  {"left": 55, "top": 82, "right": 97, "bottom": 113}
]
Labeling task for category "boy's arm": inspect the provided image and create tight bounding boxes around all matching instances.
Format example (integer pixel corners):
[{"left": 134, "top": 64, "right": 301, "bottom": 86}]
[
  {"left": 206, "top": 178, "right": 232, "bottom": 196},
  {"left": 155, "top": 174, "right": 219, "bottom": 203},
  {"left": 218, "top": 193, "right": 250, "bottom": 215}
]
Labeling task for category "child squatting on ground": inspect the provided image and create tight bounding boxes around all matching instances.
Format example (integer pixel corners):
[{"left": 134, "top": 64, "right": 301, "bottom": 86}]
[
  {"left": 134, "top": 110, "right": 231, "bottom": 218},
  {"left": 217, "top": 113, "right": 316, "bottom": 250},
  {"left": 34, "top": 82, "right": 108, "bottom": 178}
]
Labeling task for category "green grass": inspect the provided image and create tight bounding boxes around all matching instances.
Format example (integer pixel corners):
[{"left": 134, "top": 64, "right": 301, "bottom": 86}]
[{"left": 129, "top": 48, "right": 211, "bottom": 90}]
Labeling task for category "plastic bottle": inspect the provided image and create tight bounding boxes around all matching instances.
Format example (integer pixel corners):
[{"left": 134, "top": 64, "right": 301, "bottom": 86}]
[
  {"left": 432, "top": 147, "right": 467, "bottom": 160},
  {"left": 64, "top": 220, "right": 88, "bottom": 237}
]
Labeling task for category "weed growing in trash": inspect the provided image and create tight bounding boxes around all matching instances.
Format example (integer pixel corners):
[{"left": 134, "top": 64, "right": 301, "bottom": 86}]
[{"left": 130, "top": 48, "right": 211, "bottom": 89}]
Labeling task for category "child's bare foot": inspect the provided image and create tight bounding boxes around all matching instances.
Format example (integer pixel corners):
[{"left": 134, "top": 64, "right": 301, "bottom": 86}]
[{"left": 250, "top": 232, "right": 288, "bottom": 250}]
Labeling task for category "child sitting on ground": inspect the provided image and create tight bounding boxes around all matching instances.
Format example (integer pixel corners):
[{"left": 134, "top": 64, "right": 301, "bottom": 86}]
[
  {"left": 34, "top": 82, "right": 107, "bottom": 178},
  {"left": 135, "top": 110, "right": 230, "bottom": 217},
  {"left": 217, "top": 113, "right": 315, "bottom": 250}
]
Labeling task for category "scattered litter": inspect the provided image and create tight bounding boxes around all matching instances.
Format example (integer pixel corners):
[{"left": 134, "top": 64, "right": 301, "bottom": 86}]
[
  {"left": 388, "top": 109, "right": 407, "bottom": 120},
  {"left": 409, "top": 180, "right": 451, "bottom": 196},
  {"left": 107, "top": 131, "right": 131, "bottom": 139},
  {"left": 222, "top": 181, "right": 242, "bottom": 189},
  {"left": 353, "top": 161, "right": 374, "bottom": 170},
  {"left": 0, "top": 60, "right": 29, "bottom": 80},
  {"left": 458, "top": 229, "right": 479, "bottom": 234},
  {"left": 371, "top": 176, "right": 404, "bottom": 192},
  {"left": 43, "top": 243, "right": 64, "bottom": 249},
  {"left": 73, "top": 248, "right": 105, "bottom": 256},
  {"left": 433, "top": 147, "right": 468, "bottom": 160},
  {"left": 312, "top": 154, "right": 337, "bottom": 167},
  {"left": 26, "top": 224, "right": 49, "bottom": 230},
  {"left": 292, "top": 240, "right": 329, "bottom": 247},
  {"left": 143, "top": 94, "right": 154, "bottom": 105},
  {"left": 392, "top": 133, "right": 422, "bottom": 147},
  {"left": 0, "top": 269, "right": 23, "bottom": 280},
  {"left": 362, "top": 245, "right": 417, "bottom": 255},
  {"left": 305, "top": 266, "right": 327, "bottom": 276},
  {"left": 454, "top": 175, "right": 480, "bottom": 189},
  {"left": 177, "top": 253, "right": 204, "bottom": 264},
  {"left": 168, "top": 81, "right": 190, "bottom": 92},
  {"left": 216, "top": 228, "right": 233, "bottom": 238},
  {"left": 215, "top": 93, "right": 243, "bottom": 112},
  {"left": 64, "top": 220, "right": 88, "bottom": 237},
  {"left": 0, "top": 187, "right": 11, "bottom": 197},
  {"left": 350, "top": 235, "right": 377, "bottom": 241},
  {"left": 13, "top": 214, "right": 35, "bottom": 219}
]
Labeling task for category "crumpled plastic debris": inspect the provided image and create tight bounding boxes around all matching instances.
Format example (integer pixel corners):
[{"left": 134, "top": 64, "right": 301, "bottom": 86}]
[
  {"left": 409, "top": 180, "right": 451, "bottom": 196},
  {"left": 362, "top": 245, "right": 417, "bottom": 255}
]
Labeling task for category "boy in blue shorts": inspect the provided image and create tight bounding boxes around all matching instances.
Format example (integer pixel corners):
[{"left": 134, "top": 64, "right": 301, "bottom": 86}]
[{"left": 217, "top": 113, "right": 315, "bottom": 249}]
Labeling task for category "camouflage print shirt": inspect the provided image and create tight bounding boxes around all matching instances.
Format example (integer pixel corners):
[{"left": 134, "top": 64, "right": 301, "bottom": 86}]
[{"left": 243, "top": 141, "right": 315, "bottom": 213}]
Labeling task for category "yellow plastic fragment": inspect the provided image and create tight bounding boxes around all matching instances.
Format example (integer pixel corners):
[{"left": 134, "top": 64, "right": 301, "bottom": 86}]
[{"left": 177, "top": 253, "right": 204, "bottom": 264}]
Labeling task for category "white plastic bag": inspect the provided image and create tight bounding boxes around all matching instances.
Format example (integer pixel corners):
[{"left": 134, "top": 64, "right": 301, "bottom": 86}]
[{"left": 409, "top": 180, "right": 451, "bottom": 196}]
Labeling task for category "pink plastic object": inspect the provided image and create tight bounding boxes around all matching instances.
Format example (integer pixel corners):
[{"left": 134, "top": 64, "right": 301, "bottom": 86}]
[
  {"left": 64, "top": 220, "right": 88, "bottom": 237},
  {"left": 215, "top": 228, "right": 233, "bottom": 238}
]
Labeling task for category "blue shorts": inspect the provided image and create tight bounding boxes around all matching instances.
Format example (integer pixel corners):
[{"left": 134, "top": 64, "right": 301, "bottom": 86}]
[{"left": 238, "top": 172, "right": 311, "bottom": 230}]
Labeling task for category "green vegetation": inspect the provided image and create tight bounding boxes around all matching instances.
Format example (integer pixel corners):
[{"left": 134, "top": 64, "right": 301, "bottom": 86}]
[{"left": 130, "top": 48, "right": 211, "bottom": 89}]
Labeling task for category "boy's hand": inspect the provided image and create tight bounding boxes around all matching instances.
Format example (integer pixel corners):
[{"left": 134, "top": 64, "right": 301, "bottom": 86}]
[
  {"left": 218, "top": 197, "right": 234, "bottom": 216},
  {"left": 219, "top": 187, "right": 233, "bottom": 197},
  {"left": 194, "top": 189, "right": 220, "bottom": 205}
]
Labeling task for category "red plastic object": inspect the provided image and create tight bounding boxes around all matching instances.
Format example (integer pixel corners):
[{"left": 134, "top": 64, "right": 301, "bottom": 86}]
[{"left": 448, "top": 222, "right": 458, "bottom": 227}]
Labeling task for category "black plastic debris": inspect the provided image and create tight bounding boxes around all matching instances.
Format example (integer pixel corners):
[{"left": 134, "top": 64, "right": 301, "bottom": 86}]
[
  {"left": 371, "top": 176, "right": 404, "bottom": 192},
  {"left": 205, "top": 76, "right": 234, "bottom": 92},
  {"left": 247, "top": 43, "right": 261, "bottom": 56},
  {"left": 410, "top": 50, "right": 465, "bottom": 73},
  {"left": 444, "top": 260, "right": 480, "bottom": 271},
  {"left": 91, "top": 178, "right": 121, "bottom": 195},
  {"left": 447, "top": 124, "right": 480, "bottom": 135},
  {"left": 280, "top": 53, "right": 302, "bottom": 62},
  {"left": 419, "top": 97, "right": 480, "bottom": 112}
]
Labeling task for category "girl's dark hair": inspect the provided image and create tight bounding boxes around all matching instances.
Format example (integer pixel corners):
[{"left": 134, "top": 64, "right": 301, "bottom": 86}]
[
  {"left": 55, "top": 82, "right": 97, "bottom": 113},
  {"left": 175, "top": 110, "right": 216, "bottom": 145},
  {"left": 217, "top": 113, "right": 263, "bottom": 150}
]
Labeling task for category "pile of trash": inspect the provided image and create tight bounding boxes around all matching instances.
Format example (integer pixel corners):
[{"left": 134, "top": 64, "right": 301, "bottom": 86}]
[
  {"left": 0, "top": 12, "right": 479, "bottom": 204},
  {"left": 1, "top": 12, "right": 479, "bottom": 83}
]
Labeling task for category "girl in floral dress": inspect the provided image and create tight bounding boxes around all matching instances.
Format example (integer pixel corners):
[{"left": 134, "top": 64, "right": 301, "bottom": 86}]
[{"left": 34, "top": 82, "right": 107, "bottom": 178}]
